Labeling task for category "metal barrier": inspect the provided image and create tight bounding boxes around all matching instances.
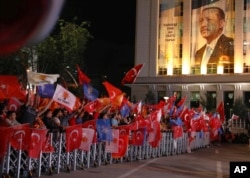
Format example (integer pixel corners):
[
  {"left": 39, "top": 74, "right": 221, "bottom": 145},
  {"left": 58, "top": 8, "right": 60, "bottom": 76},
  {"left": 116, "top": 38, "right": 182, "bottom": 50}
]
[{"left": 1, "top": 131, "right": 210, "bottom": 178}]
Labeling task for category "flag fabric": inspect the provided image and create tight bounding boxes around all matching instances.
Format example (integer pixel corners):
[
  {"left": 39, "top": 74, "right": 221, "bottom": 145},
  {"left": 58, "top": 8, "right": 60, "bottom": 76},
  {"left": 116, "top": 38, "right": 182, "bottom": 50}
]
[
  {"left": 10, "top": 124, "right": 31, "bottom": 151},
  {"left": 42, "top": 134, "right": 55, "bottom": 153},
  {"left": 0, "top": 75, "right": 26, "bottom": 101},
  {"left": 176, "top": 96, "right": 187, "bottom": 107},
  {"left": 216, "top": 101, "right": 225, "bottom": 123},
  {"left": 83, "top": 83, "right": 99, "bottom": 101},
  {"left": 120, "top": 103, "right": 131, "bottom": 118},
  {"left": 121, "top": 64, "right": 144, "bottom": 85},
  {"left": 76, "top": 64, "right": 91, "bottom": 85},
  {"left": 79, "top": 128, "right": 95, "bottom": 151},
  {"left": 112, "top": 134, "right": 129, "bottom": 158},
  {"left": 82, "top": 120, "right": 97, "bottom": 143},
  {"left": 102, "top": 81, "right": 123, "bottom": 101},
  {"left": 148, "top": 120, "right": 161, "bottom": 148},
  {"left": 27, "top": 71, "right": 59, "bottom": 86},
  {"left": 105, "top": 129, "right": 119, "bottom": 153},
  {"left": 52, "top": 84, "right": 77, "bottom": 111},
  {"left": 65, "top": 124, "right": 82, "bottom": 152},
  {"left": 0, "top": 127, "right": 13, "bottom": 159},
  {"left": 96, "top": 119, "right": 113, "bottom": 142},
  {"left": 172, "top": 125, "right": 183, "bottom": 139},
  {"left": 118, "top": 124, "right": 132, "bottom": 136},
  {"left": 231, "top": 114, "right": 239, "bottom": 120},
  {"left": 83, "top": 100, "right": 101, "bottom": 113},
  {"left": 28, "top": 128, "right": 47, "bottom": 159},
  {"left": 7, "top": 97, "right": 23, "bottom": 112},
  {"left": 131, "top": 127, "right": 146, "bottom": 146},
  {"left": 37, "top": 84, "right": 55, "bottom": 98}
]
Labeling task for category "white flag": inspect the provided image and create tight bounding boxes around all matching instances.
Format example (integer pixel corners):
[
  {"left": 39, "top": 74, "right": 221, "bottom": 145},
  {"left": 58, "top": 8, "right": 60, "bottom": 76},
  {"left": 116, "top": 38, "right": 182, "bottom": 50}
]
[
  {"left": 52, "top": 84, "right": 76, "bottom": 111},
  {"left": 27, "top": 71, "right": 60, "bottom": 86}
]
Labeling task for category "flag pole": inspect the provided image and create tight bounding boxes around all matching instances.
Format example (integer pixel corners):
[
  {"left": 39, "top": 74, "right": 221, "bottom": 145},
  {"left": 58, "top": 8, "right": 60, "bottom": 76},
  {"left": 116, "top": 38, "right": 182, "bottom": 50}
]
[{"left": 64, "top": 69, "right": 78, "bottom": 88}]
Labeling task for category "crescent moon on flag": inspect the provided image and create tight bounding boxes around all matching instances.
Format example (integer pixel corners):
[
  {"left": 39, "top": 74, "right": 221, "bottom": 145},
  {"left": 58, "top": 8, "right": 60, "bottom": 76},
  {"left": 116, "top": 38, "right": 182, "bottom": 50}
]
[
  {"left": 184, "top": 114, "right": 189, "bottom": 122},
  {"left": 110, "top": 91, "right": 116, "bottom": 99},
  {"left": 31, "top": 132, "right": 41, "bottom": 146},
  {"left": 120, "top": 129, "right": 126, "bottom": 135},
  {"left": 136, "top": 131, "right": 142, "bottom": 140},
  {"left": 130, "top": 68, "right": 137, "bottom": 78},
  {"left": 119, "top": 138, "right": 124, "bottom": 149},
  {"left": 69, "top": 129, "right": 79, "bottom": 142},
  {"left": 9, "top": 104, "right": 17, "bottom": 111}
]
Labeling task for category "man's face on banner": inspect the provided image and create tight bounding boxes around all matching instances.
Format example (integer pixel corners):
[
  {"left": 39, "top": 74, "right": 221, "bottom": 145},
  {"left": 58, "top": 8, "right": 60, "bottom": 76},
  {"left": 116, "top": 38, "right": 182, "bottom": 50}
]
[{"left": 199, "top": 8, "right": 225, "bottom": 43}]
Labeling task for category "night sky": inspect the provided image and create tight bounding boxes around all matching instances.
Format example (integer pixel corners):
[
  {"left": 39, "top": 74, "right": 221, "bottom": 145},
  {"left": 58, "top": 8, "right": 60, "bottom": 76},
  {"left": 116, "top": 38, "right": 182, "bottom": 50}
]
[{"left": 60, "top": 0, "right": 136, "bottom": 89}]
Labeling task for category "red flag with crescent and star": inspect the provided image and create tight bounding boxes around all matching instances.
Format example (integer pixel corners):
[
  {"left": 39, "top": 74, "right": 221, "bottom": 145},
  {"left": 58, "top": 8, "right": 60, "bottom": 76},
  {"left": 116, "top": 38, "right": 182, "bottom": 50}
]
[
  {"left": 0, "top": 127, "right": 13, "bottom": 160},
  {"left": 28, "top": 128, "right": 47, "bottom": 159},
  {"left": 112, "top": 134, "right": 129, "bottom": 158},
  {"left": 65, "top": 125, "right": 82, "bottom": 152},
  {"left": 131, "top": 128, "right": 146, "bottom": 146},
  {"left": 121, "top": 64, "right": 144, "bottom": 85},
  {"left": 102, "top": 81, "right": 123, "bottom": 101},
  {"left": 10, "top": 124, "right": 31, "bottom": 151}
]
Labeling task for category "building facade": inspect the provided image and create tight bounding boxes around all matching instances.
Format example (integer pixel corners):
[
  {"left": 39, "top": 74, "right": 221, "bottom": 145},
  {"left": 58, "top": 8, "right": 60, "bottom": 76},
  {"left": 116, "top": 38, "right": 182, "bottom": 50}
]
[{"left": 130, "top": 0, "right": 250, "bottom": 119}]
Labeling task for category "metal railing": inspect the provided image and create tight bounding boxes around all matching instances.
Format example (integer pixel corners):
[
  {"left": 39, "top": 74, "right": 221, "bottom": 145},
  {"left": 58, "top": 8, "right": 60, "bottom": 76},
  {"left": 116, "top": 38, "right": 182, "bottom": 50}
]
[{"left": 1, "top": 131, "right": 210, "bottom": 178}]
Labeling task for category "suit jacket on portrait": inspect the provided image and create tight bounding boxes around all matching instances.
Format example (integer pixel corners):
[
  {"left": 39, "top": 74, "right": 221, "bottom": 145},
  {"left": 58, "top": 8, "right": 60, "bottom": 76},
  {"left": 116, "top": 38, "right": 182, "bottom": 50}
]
[{"left": 195, "top": 34, "right": 234, "bottom": 66}]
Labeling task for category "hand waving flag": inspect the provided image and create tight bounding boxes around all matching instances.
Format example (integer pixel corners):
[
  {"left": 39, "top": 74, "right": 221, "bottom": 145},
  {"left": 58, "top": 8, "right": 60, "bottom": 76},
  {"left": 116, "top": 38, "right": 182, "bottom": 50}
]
[{"left": 121, "top": 64, "right": 144, "bottom": 85}]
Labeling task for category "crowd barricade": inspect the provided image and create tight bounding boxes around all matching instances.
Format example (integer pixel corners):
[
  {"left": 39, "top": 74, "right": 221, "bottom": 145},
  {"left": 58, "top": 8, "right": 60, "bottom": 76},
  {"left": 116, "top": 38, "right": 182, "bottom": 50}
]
[{"left": 1, "top": 129, "right": 210, "bottom": 178}]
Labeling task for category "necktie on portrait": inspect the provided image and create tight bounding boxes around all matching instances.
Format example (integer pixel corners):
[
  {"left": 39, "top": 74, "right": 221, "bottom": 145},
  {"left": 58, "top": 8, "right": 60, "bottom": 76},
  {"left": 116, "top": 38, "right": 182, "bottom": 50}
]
[{"left": 201, "top": 46, "right": 212, "bottom": 74}]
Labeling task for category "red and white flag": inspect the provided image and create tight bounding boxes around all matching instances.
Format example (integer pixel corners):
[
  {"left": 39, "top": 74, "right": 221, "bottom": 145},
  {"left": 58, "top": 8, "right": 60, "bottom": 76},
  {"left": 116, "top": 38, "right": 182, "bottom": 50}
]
[
  {"left": 231, "top": 114, "right": 239, "bottom": 120},
  {"left": 79, "top": 128, "right": 95, "bottom": 151},
  {"left": 7, "top": 97, "right": 23, "bottom": 112},
  {"left": 121, "top": 64, "right": 144, "bottom": 85},
  {"left": 10, "top": 124, "right": 31, "bottom": 151},
  {"left": 0, "top": 127, "right": 13, "bottom": 159},
  {"left": 65, "top": 125, "right": 82, "bottom": 152},
  {"left": 28, "top": 128, "right": 47, "bottom": 159},
  {"left": 102, "top": 81, "right": 123, "bottom": 101},
  {"left": 112, "top": 135, "right": 129, "bottom": 158},
  {"left": 52, "top": 84, "right": 77, "bottom": 111}
]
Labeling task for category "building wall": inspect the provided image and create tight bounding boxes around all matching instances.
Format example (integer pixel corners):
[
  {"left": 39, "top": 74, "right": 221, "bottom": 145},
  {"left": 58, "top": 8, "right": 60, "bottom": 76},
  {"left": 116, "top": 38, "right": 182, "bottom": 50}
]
[{"left": 131, "top": 0, "right": 250, "bottom": 113}]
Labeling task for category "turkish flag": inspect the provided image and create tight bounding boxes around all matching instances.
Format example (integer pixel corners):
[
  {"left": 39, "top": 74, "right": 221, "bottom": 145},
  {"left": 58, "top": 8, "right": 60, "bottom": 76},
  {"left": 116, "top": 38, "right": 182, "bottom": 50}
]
[
  {"left": 83, "top": 100, "right": 101, "bottom": 113},
  {"left": 28, "top": 128, "right": 47, "bottom": 159},
  {"left": 112, "top": 135, "right": 129, "bottom": 158},
  {"left": 172, "top": 125, "right": 183, "bottom": 139},
  {"left": 0, "top": 127, "right": 13, "bottom": 159},
  {"left": 0, "top": 75, "right": 26, "bottom": 101},
  {"left": 10, "top": 124, "right": 31, "bottom": 151},
  {"left": 216, "top": 101, "right": 225, "bottom": 123},
  {"left": 65, "top": 125, "right": 82, "bottom": 152},
  {"left": 102, "top": 81, "right": 123, "bottom": 101},
  {"left": 148, "top": 120, "right": 162, "bottom": 148},
  {"left": 76, "top": 64, "right": 91, "bottom": 85},
  {"left": 42, "top": 134, "right": 55, "bottom": 153},
  {"left": 131, "top": 128, "right": 146, "bottom": 146},
  {"left": 121, "top": 64, "right": 144, "bottom": 85},
  {"left": 7, "top": 97, "right": 23, "bottom": 112}
]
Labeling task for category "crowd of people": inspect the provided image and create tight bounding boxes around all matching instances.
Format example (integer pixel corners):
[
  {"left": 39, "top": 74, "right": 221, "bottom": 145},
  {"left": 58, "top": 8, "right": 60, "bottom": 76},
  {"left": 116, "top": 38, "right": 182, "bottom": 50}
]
[{"left": 0, "top": 96, "right": 140, "bottom": 134}]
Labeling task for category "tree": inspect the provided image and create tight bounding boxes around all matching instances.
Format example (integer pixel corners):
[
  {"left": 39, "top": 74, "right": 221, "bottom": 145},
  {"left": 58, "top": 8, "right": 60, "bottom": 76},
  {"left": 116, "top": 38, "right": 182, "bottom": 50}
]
[{"left": 36, "top": 18, "right": 92, "bottom": 75}]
